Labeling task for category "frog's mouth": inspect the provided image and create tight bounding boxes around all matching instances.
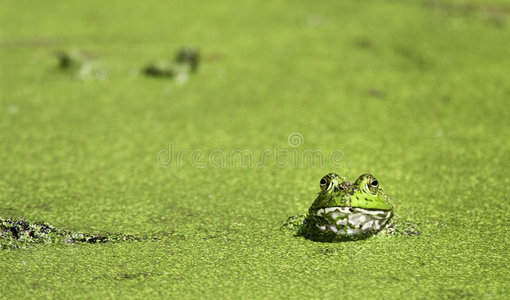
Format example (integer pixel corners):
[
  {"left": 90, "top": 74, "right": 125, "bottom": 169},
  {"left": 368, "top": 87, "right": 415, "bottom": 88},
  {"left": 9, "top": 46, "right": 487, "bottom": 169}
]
[{"left": 312, "top": 206, "right": 393, "bottom": 236}]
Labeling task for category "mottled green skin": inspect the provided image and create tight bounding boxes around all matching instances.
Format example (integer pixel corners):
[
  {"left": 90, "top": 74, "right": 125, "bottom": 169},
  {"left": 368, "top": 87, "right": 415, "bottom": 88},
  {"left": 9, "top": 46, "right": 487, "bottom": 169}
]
[{"left": 309, "top": 173, "right": 393, "bottom": 213}]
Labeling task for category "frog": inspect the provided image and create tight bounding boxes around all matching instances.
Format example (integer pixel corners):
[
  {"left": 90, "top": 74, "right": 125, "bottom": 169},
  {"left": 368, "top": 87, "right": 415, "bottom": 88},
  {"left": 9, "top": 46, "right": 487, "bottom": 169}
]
[{"left": 284, "top": 173, "right": 399, "bottom": 241}]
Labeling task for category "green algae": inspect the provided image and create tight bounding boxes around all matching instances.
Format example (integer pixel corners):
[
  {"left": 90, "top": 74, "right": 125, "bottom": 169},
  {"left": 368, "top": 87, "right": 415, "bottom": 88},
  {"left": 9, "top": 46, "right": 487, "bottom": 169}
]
[{"left": 1, "top": 0, "right": 510, "bottom": 298}]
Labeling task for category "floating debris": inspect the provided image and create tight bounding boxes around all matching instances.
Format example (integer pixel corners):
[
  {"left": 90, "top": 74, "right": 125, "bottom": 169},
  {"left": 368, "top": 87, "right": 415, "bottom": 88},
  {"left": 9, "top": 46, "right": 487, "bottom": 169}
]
[
  {"left": 55, "top": 50, "right": 107, "bottom": 80},
  {"left": 0, "top": 217, "right": 139, "bottom": 250},
  {"left": 175, "top": 47, "right": 200, "bottom": 72},
  {"left": 56, "top": 50, "right": 81, "bottom": 69},
  {"left": 143, "top": 47, "right": 200, "bottom": 79},
  {"left": 144, "top": 60, "right": 179, "bottom": 77}
]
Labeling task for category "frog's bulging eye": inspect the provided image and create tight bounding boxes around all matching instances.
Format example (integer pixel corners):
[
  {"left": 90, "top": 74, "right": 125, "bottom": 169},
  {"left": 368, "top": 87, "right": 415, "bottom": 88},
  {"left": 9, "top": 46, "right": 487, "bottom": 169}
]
[
  {"left": 366, "top": 178, "right": 379, "bottom": 194},
  {"left": 320, "top": 177, "right": 330, "bottom": 190}
]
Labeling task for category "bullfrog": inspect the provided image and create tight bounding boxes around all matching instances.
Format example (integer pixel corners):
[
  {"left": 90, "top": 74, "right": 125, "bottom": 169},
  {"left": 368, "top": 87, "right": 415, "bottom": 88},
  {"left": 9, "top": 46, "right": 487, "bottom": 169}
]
[{"left": 285, "top": 173, "right": 403, "bottom": 241}]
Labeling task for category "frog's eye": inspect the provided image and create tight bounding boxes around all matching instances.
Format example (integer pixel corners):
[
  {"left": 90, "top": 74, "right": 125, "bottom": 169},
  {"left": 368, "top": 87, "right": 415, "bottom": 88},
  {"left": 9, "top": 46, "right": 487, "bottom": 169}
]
[
  {"left": 366, "top": 178, "right": 379, "bottom": 194},
  {"left": 320, "top": 177, "right": 330, "bottom": 191}
]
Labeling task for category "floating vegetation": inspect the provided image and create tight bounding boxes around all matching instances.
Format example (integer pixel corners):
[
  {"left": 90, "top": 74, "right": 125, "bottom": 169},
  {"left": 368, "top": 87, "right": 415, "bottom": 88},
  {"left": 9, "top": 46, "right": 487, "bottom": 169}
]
[
  {"left": 143, "top": 60, "right": 184, "bottom": 77},
  {"left": 143, "top": 47, "right": 200, "bottom": 82},
  {"left": 55, "top": 50, "right": 107, "bottom": 81},
  {"left": 0, "top": 217, "right": 139, "bottom": 250},
  {"left": 175, "top": 47, "right": 200, "bottom": 72}
]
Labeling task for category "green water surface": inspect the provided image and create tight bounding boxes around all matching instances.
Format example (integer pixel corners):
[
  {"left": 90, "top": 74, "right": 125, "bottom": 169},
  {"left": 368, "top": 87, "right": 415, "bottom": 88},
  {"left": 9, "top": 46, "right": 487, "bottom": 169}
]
[{"left": 1, "top": 0, "right": 509, "bottom": 298}]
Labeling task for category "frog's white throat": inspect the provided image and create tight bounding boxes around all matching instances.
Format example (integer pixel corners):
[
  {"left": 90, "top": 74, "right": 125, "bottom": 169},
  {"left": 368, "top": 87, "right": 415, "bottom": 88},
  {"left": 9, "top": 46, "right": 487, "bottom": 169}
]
[{"left": 314, "top": 206, "right": 393, "bottom": 236}]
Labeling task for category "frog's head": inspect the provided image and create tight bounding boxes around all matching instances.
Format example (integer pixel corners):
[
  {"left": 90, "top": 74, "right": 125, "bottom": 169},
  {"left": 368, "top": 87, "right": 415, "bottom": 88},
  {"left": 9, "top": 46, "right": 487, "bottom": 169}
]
[
  {"left": 309, "top": 173, "right": 393, "bottom": 213},
  {"left": 305, "top": 173, "right": 394, "bottom": 237},
  {"left": 351, "top": 173, "right": 393, "bottom": 211}
]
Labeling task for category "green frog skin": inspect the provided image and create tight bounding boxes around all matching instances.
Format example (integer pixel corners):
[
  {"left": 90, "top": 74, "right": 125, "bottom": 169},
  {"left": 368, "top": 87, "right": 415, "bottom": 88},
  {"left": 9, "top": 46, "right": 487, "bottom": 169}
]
[{"left": 305, "top": 173, "right": 394, "bottom": 237}]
